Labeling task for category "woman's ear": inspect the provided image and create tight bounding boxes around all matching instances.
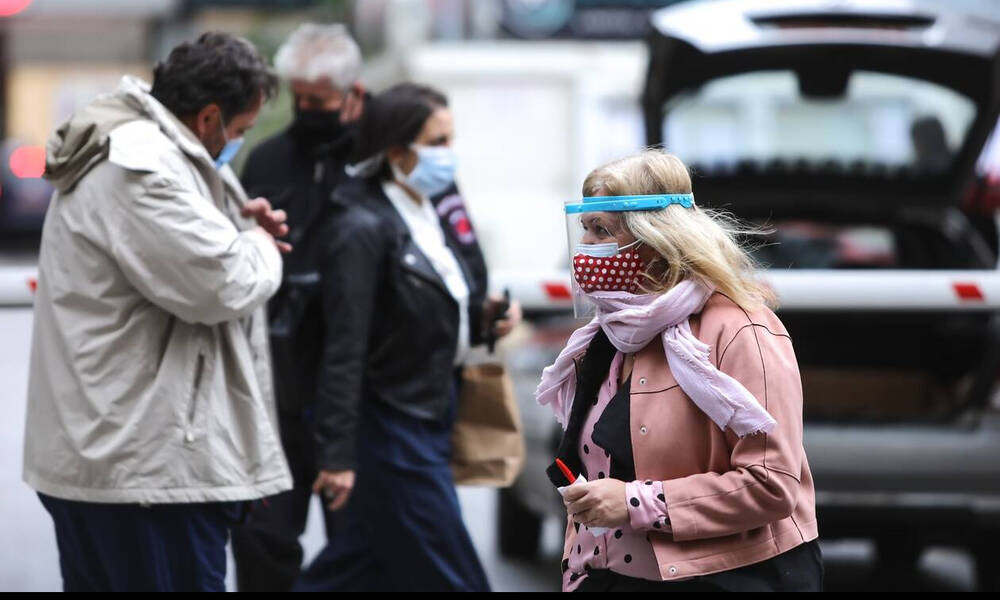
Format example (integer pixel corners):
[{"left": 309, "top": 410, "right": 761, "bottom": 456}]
[
  {"left": 385, "top": 145, "right": 403, "bottom": 163},
  {"left": 385, "top": 145, "right": 417, "bottom": 177},
  {"left": 643, "top": 254, "right": 670, "bottom": 286},
  {"left": 636, "top": 241, "right": 659, "bottom": 266}
]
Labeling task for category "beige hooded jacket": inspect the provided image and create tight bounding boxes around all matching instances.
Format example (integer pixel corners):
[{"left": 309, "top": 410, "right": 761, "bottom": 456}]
[{"left": 22, "top": 76, "right": 292, "bottom": 504}]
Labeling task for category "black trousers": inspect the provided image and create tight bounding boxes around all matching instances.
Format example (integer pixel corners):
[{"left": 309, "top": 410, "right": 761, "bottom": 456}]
[
  {"left": 575, "top": 538, "right": 824, "bottom": 592},
  {"left": 230, "top": 410, "right": 338, "bottom": 592}
]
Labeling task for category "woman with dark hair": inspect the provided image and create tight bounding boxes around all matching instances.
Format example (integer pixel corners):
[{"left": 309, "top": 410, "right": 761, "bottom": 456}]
[{"left": 293, "top": 83, "right": 519, "bottom": 591}]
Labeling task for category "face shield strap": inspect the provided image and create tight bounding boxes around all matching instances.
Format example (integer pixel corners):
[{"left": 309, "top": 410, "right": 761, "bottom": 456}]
[{"left": 565, "top": 193, "right": 694, "bottom": 214}]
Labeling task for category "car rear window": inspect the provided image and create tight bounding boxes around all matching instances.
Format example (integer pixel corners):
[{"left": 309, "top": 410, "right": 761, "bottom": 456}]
[{"left": 662, "top": 70, "right": 976, "bottom": 177}]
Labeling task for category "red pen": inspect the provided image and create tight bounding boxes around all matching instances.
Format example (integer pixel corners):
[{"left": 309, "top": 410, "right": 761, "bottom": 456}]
[
  {"left": 555, "top": 458, "right": 576, "bottom": 485},
  {"left": 555, "top": 458, "right": 607, "bottom": 534}
]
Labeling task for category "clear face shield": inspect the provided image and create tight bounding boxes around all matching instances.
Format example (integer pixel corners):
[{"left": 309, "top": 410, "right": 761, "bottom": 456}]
[{"left": 564, "top": 194, "right": 695, "bottom": 318}]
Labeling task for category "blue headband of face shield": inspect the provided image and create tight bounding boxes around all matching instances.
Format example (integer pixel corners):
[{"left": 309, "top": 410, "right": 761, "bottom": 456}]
[{"left": 564, "top": 193, "right": 694, "bottom": 214}]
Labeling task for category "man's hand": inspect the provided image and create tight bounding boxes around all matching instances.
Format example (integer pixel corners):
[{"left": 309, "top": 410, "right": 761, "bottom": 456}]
[
  {"left": 242, "top": 197, "right": 292, "bottom": 253},
  {"left": 312, "top": 469, "right": 355, "bottom": 512},
  {"left": 340, "top": 82, "right": 366, "bottom": 124},
  {"left": 563, "top": 478, "right": 629, "bottom": 529}
]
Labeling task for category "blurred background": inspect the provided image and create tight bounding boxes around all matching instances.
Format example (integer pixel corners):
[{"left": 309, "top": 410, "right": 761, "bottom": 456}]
[{"left": 3, "top": 0, "right": 1000, "bottom": 591}]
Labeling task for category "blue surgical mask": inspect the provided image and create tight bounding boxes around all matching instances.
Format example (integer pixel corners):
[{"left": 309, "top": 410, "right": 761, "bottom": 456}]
[
  {"left": 397, "top": 144, "right": 456, "bottom": 198},
  {"left": 213, "top": 116, "right": 244, "bottom": 170},
  {"left": 575, "top": 239, "right": 641, "bottom": 257}
]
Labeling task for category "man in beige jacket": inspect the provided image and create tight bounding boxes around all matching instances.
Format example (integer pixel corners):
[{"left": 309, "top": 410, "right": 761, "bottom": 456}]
[{"left": 23, "top": 32, "right": 293, "bottom": 591}]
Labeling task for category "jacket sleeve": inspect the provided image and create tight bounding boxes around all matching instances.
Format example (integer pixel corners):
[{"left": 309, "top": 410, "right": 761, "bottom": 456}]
[
  {"left": 313, "top": 209, "right": 387, "bottom": 472},
  {"left": 625, "top": 480, "right": 673, "bottom": 533},
  {"left": 433, "top": 183, "right": 490, "bottom": 347},
  {"left": 466, "top": 244, "right": 489, "bottom": 347},
  {"left": 659, "top": 324, "right": 805, "bottom": 542},
  {"left": 109, "top": 170, "right": 282, "bottom": 326}
]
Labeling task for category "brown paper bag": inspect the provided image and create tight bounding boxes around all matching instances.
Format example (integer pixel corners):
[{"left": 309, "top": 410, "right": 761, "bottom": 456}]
[{"left": 450, "top": 363, "right": 525, "bottom": 486}]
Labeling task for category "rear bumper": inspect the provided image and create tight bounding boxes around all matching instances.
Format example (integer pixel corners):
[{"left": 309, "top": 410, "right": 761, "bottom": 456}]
[
  {"left": 817, "top": 496, "right": 1000, "bottom": 544},
  {"left": 807, "top": 417, "right": 1000, "bottom": 541},
  {"left": 804, "top": 418, "right": 1000, "bottom": 502}
]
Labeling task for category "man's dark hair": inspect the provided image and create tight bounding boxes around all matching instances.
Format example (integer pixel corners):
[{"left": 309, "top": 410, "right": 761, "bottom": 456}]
[
  {"left": 350, "top": 82, "right": 449, "bottom": 180},
  {"left": 151, "top": 32, "right": 279, "bottom": 122}
]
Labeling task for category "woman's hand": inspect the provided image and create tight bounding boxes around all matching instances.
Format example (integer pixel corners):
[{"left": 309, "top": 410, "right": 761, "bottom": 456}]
[
  {"left": 494, "top": 299, "right": 522, "bottom": 339},
  {"left": 483, "top": 293, "right": 522, "bottom": 340},
  {"left": 563, "top": 478, "right": 630, "bottom": 529}
]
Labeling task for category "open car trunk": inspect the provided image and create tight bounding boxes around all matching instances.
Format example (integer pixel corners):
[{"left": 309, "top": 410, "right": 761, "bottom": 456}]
[
  {"left": 643, "top": 0, "right": 1000, "bottom": 218},
  {"left": 639, "top": 0, "right": 1000, "bottom": 425}
]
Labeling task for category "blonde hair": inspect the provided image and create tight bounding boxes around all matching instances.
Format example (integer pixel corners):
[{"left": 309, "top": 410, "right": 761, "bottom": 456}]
[{"left": 581, "top": 149, "right": 777, "bottom": 312}]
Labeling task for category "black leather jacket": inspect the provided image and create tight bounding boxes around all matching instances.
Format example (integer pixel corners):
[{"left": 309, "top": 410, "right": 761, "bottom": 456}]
[{"left": 310, "top": 176, "right": 487, "bottom": 471}]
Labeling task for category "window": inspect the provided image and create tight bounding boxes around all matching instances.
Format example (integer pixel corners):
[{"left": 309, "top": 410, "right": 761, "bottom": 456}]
[{"left": 662, "top": 70, "right": 976, "bottom": 176}]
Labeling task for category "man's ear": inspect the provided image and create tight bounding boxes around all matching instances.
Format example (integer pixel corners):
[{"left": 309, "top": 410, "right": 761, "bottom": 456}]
[{"left": 193, "top": 103, "right": 223, "bottom": 139}]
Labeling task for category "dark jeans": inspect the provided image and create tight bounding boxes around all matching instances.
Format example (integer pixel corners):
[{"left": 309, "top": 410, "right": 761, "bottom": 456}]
[
  {"left": 38, "top": 492, "right": 238, "bottom": 592},
  {"left": 230, "top": 410, "right": 339, "bottom": 592},
  {"left": 575, "top": 538, "right": 824, "bottom": 592},
  {"left": 293, "top": 375, "right": 491, "bottom": 592}
]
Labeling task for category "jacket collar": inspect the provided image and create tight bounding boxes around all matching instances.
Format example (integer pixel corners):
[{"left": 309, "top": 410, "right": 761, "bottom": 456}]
[
  {"left": 336, "top": 177, "right": 458, "bottom": 302},
  {"left": 117, "top": 76, "right": 215, "bottom": 168},
  {"left": 117, "top": 76, "right": 246, "bottom": 213}
]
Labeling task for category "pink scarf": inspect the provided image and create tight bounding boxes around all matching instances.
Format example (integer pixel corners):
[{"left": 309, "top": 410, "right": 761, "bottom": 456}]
[{"left": 535, "top": 280, "right": 777, "bottom": 437}]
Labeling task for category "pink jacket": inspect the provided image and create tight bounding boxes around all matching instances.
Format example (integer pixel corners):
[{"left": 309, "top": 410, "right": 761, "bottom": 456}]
[{"left": 561, "top": 293, "right": 819, "bottom": 581}]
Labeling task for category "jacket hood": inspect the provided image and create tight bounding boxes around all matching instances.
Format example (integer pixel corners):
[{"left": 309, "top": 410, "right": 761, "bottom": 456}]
[{"left": 44, "top": 76, "right": 211, "bottom": 192}]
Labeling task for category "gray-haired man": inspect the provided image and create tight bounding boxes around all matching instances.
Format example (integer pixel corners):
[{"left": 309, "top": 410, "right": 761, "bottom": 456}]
[{"left": 230, "top": 23, "right": 367, "bottom": 591}]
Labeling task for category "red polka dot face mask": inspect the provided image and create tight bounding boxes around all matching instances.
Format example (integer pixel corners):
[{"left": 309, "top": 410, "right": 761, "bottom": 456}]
[{"left": 572, "top": 240, "right": 645, "bottom": 294}]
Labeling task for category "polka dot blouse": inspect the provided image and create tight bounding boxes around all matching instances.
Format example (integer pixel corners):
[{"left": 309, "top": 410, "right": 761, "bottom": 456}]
[{"left": 562, "top": 351, "right": 679, "bottom": 592}]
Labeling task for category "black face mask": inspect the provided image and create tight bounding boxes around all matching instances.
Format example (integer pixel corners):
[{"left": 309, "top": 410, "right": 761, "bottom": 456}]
[{"left": 289, "top": 108, "right": 346, "bottom": 147}]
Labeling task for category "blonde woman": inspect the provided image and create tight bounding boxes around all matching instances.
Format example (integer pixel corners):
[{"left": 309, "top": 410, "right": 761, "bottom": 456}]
[{"left": 537, "top": 150, "right": 822, "bottom": 592}]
